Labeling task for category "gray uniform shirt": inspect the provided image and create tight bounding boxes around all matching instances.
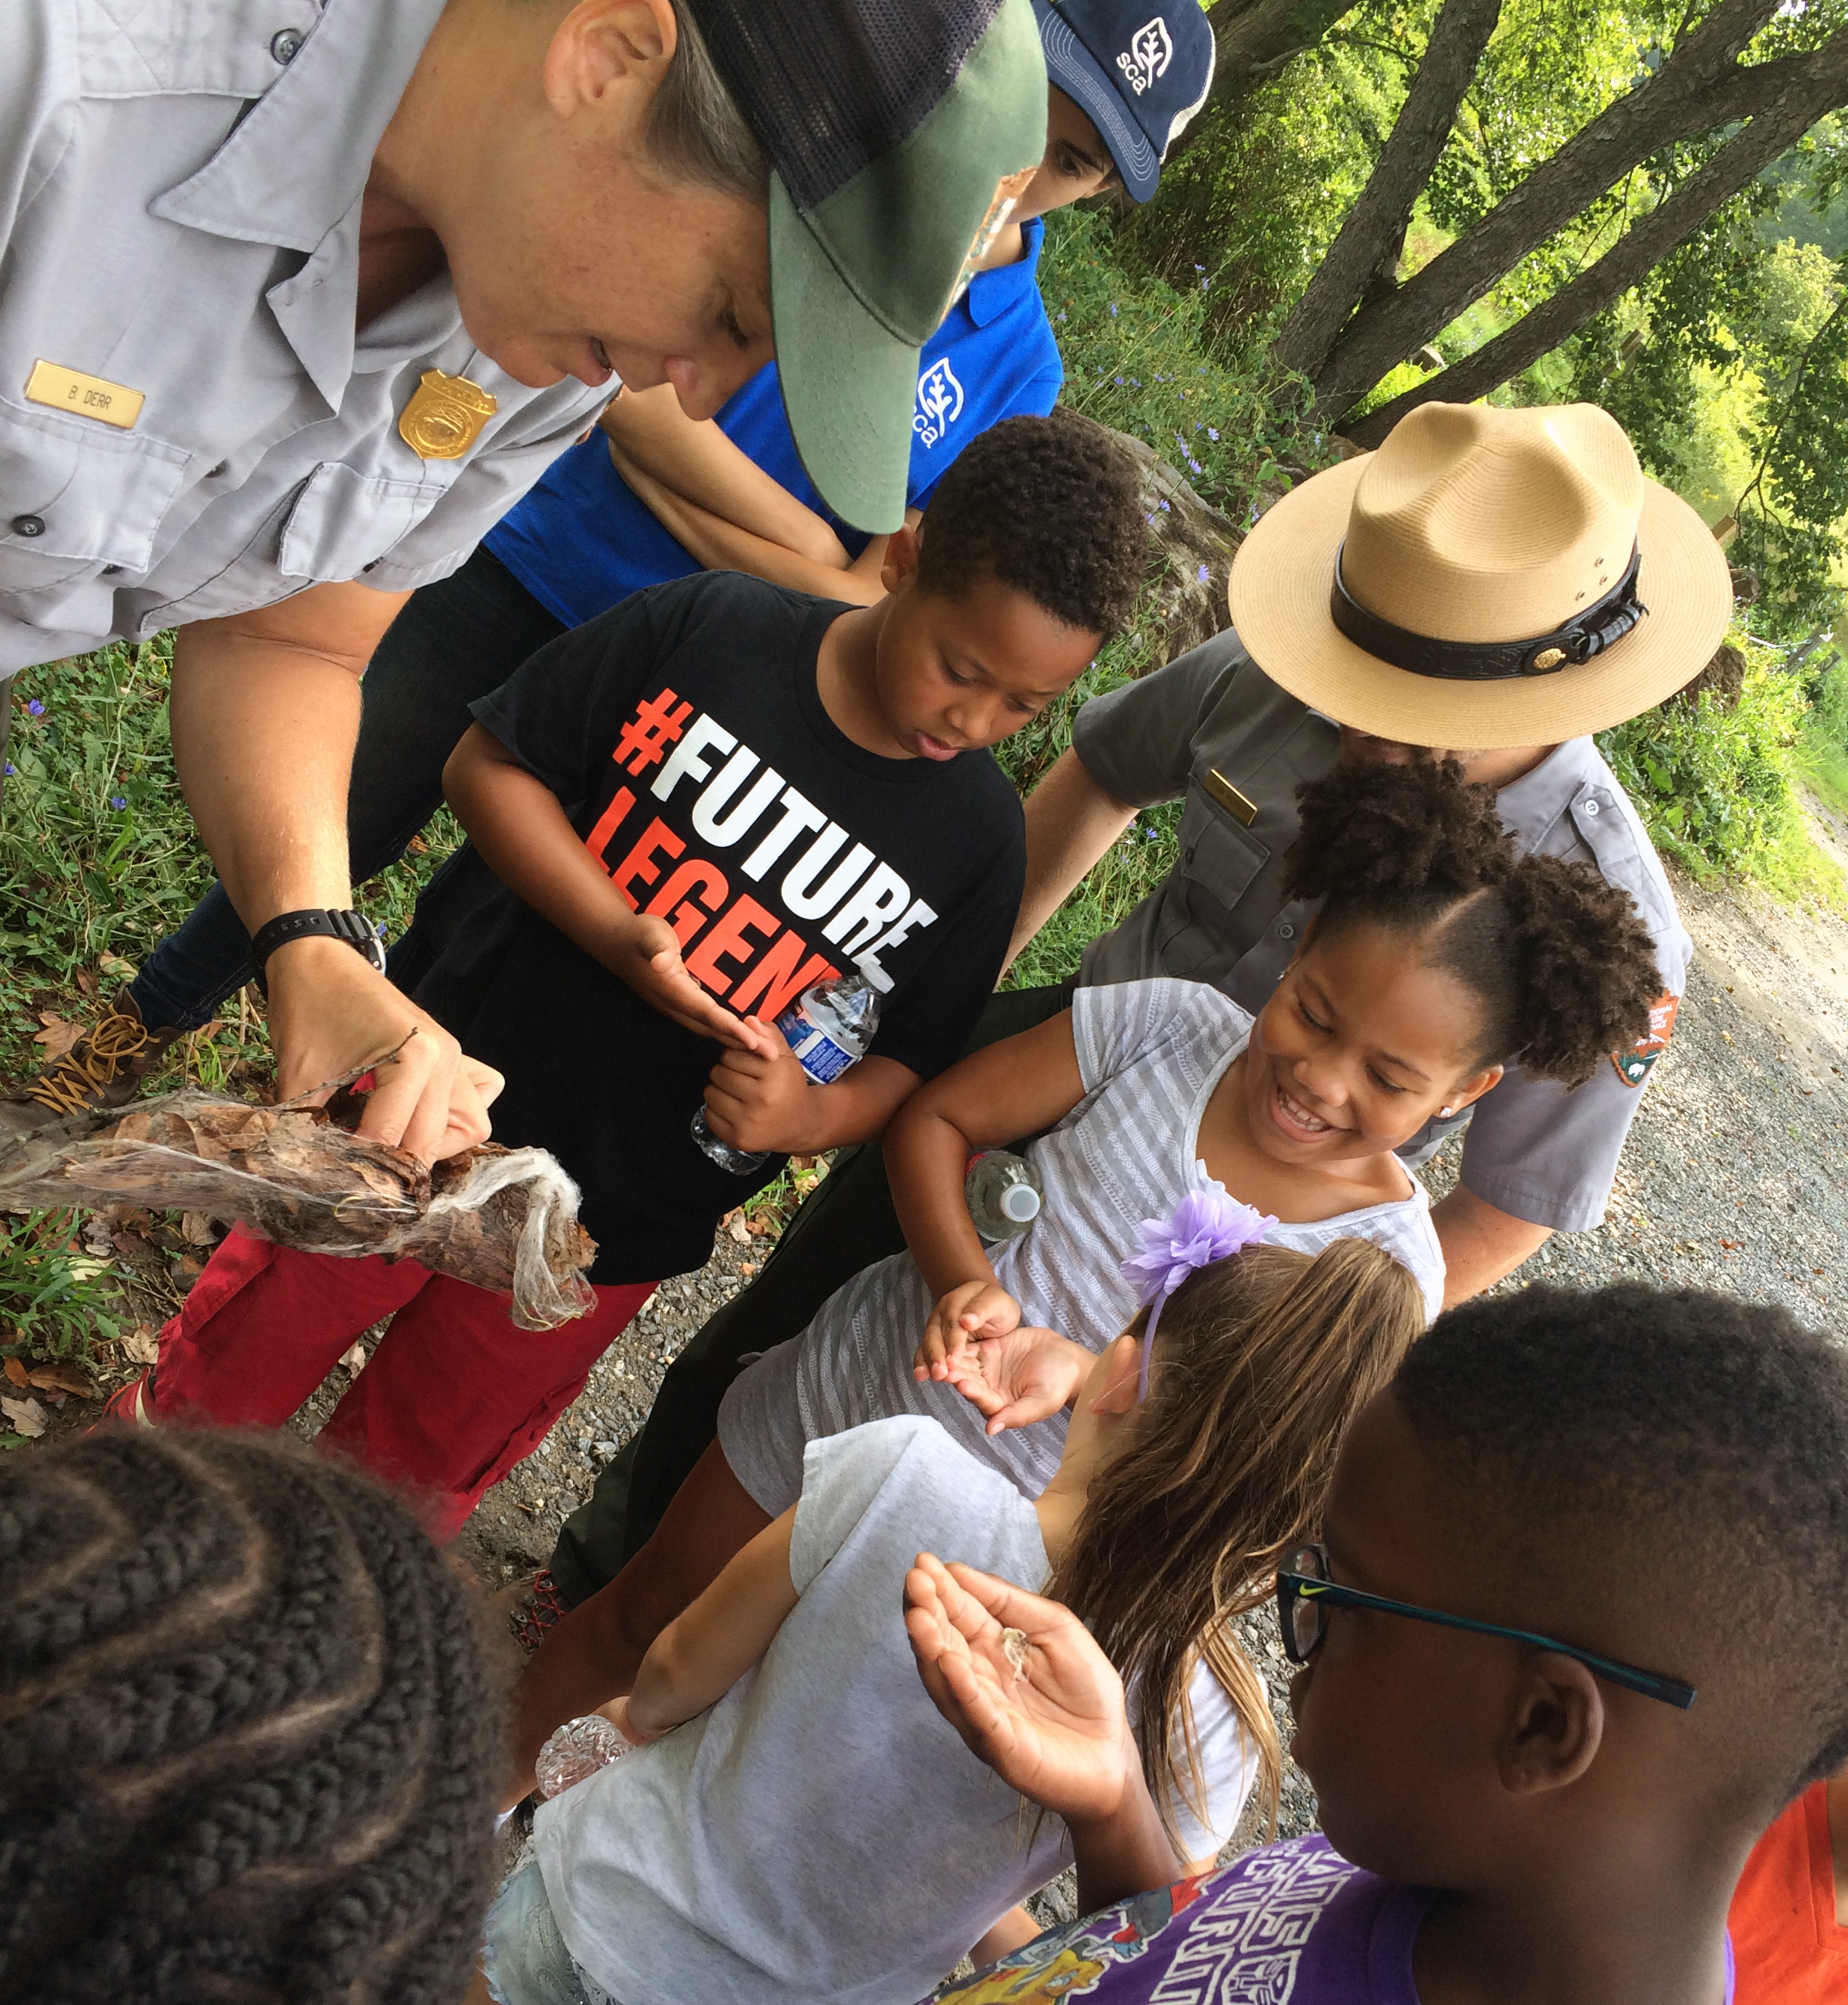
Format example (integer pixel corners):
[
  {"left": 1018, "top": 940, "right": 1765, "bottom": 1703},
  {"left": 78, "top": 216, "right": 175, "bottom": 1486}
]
[
  {"left": 0, "top": 0, "right": 608, "bottom": 675},
  {"left": 1070, "top": 632, "right": 1692, "bottom": 1233}
]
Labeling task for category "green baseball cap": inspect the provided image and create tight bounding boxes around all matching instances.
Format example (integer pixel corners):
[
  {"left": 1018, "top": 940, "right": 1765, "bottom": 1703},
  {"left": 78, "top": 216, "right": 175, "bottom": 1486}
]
[{"left": 689, "top": 0, "right": 1049, "bottom": 532}]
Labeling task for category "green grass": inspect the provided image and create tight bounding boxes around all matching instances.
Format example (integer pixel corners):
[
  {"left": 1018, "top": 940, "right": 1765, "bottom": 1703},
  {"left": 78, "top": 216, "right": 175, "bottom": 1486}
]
[
  {"left": 0, "top": 652, "right": 460, "bottom": 1371},
  {"left": 0, "top": 1212, "right": 123, "bottom": 1363},
  {"left": 1797, "top": 724, "right": 1848, "bottom": 818},
  {"left": 1596, "top": 645, "right": 1846, "bottom": 910}
]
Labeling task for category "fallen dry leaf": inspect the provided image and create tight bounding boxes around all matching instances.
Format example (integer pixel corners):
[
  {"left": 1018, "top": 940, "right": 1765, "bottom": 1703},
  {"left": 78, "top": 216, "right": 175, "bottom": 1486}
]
[
  {"left": 72, "top": 969, "right": 97, "bottom": 998},
  {"left": 27, "top": 1360, "right": 94, "bottom": 1399},
  {"left": 120, "top": 1325, "right": 159, "bottom": 1365},
  {"left": 31, "top": 1013, "right": 82, "bottom": 1062},
  {"left": 724, "top": 1209, "right": 750, "bottom": 1246},
  {"left": 2, "top": 1394, "right": 47, "bottom": 1438},
  {"left": 2, "top": 1357, "right": 28, "bottom": 1387},
  {"left": 177, "top": 1210, "right": 217, "bottom": 1248},
  {"left": 338, "top": 1341, "right": 368, "bottom": 1379},
  {"left": 97, "top": 952, "right": 138, "bottom": 981}
]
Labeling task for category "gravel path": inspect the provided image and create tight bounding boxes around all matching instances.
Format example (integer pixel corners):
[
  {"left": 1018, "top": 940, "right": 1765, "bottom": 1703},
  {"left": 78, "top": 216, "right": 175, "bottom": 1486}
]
[{"left": 436, "top": 851, "right": 1847, "bottom": 1917}]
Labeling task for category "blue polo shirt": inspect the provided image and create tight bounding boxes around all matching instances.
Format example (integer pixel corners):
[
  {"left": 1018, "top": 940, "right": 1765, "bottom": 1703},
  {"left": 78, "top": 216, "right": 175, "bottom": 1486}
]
[{"left": 484, "top": 219, "right": 1064, "bottom": 628}]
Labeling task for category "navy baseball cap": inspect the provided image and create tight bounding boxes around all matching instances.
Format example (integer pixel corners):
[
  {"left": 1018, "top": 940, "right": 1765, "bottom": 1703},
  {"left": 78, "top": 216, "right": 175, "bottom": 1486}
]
[{"left": 1031, "top": 0, "right": 1215, "bottom": 202}]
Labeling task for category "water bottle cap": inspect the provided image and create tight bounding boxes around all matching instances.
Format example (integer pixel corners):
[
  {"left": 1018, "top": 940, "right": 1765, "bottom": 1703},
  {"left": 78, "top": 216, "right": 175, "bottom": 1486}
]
[{"left": 1001, "top": 1183, "right": 1041, "bottom": 1222}]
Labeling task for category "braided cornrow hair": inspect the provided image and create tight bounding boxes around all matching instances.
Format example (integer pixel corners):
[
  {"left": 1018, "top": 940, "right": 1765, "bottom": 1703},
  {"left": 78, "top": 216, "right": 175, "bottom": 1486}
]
[
  {"left": 1283, "top": 759, "right": 1662, "bottom": 1086},
  {"left": 0, "top": 1428, "right": 499, "bottom": 2005}
]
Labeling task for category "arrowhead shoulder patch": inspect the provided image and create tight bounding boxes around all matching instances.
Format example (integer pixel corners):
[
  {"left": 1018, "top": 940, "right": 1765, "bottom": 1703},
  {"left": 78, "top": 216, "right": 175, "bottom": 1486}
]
[{"left": 1612, "top": 992, "right": 1678, "bottom": 1087}]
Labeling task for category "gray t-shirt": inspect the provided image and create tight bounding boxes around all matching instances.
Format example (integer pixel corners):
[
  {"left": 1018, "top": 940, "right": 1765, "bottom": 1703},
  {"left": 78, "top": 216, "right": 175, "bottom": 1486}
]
[
  {"left": 535, "top": 1415, "right": 1258, "bottom": 2005},
  {"left": 1068, "top": 633, "right": 1692, "bottom": 1233},
  {"left": 717, "top": 978, "right": 1443, "bottom": 1517}
]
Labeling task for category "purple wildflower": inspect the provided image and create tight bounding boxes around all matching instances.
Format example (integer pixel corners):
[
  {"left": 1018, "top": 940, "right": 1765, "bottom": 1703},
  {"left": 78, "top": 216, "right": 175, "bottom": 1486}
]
[
  {"left": 1108, "top": 302, "right": 1119, "bottom": 318},
  {"left": 1207, "top": 427, "right": 1220, "bottom": 442},
  {"left": 26, "top": 699, "right": 44, "bottom": 716},
  {"left": 1196, "top": 565, "right": 1210, "bottom": 583},
  {"left": 110, "top": 795, "right": 127, "bottom": 809},
  {"left": 1187, "top": 457, "right": 1203, "bottom": 476}
]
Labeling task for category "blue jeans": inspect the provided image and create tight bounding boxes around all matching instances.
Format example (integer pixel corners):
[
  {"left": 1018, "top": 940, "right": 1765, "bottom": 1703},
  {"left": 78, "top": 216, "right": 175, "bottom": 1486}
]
[
  {"left": 127, "top": 550, "right": 565, "bottom": 1030},
  {"left": 482, "top": 1857, "right": 616, "bottom": 2005}
]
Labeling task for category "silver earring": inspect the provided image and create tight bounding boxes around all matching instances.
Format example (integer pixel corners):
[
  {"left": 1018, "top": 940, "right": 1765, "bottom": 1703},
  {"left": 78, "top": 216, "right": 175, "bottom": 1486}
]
[{"left": 1440, "top": 1105, "right": 1455, "bottom": 1117}]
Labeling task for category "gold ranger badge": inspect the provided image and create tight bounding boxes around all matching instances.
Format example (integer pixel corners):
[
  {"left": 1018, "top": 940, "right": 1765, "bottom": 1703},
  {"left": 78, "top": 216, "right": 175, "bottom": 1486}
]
[{"left": 398, "top": 370, "right": 497, "bottom": 460}]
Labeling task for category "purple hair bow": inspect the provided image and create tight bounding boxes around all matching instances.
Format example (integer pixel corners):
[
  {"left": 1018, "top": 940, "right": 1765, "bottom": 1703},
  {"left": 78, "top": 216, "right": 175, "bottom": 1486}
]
[{"left": 1121, "top": 1178, "right": 1278, "bottom": 1398}]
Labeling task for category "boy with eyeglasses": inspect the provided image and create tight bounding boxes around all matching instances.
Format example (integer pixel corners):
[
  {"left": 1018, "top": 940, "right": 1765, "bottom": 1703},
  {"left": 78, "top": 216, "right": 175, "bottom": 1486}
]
[{"left": 904, "top": 1281, "right": 1848, "bottom": 2003}]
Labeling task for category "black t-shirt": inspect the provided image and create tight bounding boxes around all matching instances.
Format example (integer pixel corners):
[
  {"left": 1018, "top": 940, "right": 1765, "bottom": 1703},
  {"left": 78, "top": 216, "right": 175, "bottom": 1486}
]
[{"left": 413, "top": 571, "right": 1027, "bottom": 1285}]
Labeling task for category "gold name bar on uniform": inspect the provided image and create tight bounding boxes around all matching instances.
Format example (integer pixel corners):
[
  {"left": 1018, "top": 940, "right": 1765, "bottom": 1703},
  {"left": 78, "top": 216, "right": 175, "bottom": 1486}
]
[
  {"left": 24, "top": 359, "right": 145, "bottom": 431},
  {"left": 1205, "top": 768, "right": 1258, "bottom": 826}
]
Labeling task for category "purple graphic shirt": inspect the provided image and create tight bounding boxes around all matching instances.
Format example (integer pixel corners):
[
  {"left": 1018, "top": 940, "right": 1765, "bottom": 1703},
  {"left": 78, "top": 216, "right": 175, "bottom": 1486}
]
[{"left": 926, "top": 1836, "right": 1737, "bottom": 2004}]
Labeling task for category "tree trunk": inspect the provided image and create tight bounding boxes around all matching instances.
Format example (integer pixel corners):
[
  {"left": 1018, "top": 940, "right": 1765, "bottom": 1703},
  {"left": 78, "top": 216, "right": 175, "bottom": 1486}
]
[
  {"left": 1343, "top": 39, "right": 1848, "bottom": 444},
  {"left": 1304, "top": 0, "right": 1788, "bottom": 418},
  {"left": 1274, "top": 0, "right": 1505, "bottom": 380},
  {"left": 1072, "top": 417, "right": 1240, "bottom": 664},
  {"left": 1206, "top": 0, "right": 1367, "bottom": 96}
]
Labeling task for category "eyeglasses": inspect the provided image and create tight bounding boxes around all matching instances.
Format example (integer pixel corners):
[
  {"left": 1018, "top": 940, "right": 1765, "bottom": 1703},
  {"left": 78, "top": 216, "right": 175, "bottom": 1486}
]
[{"left": 1276, "top": 1543, "right": 1696, "bottom": 1711}]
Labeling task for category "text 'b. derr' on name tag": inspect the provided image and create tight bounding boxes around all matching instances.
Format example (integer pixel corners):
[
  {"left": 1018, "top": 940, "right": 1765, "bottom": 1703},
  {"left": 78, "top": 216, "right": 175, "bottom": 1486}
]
[{"left": 24, "top": 359, "right": 144, "bottom": 430}]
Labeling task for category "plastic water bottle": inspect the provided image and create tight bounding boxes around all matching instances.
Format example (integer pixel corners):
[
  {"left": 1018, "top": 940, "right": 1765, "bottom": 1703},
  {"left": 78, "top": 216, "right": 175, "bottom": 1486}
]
[
  {"left": 535, "top": 1714, "right": 631, "bottom": 1799},
  {"left": 691, "top": 970, "right": 882, "bottom": 1175},
  {"left": 965, "top": 1150, "right": 1043, "bottom": 1242}
]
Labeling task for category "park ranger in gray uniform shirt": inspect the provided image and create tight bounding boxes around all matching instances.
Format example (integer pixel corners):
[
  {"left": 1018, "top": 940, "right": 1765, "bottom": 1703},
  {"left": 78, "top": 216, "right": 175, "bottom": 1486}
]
[
  {"left": 1058, "top": 632, "right": 1690, "bottom": 1269},
  {"left": 0, "top": 0, "right": 1047, "bottom": 1158}
]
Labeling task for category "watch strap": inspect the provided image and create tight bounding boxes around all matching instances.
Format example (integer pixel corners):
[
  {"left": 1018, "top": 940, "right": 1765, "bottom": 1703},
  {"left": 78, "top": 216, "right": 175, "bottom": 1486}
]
[{"left": 248, "top": 908, "right": 387, "bottom": 990}]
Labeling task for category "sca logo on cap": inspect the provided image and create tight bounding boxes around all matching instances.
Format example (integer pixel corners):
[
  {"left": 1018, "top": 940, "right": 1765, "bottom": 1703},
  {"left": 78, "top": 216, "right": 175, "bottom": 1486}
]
[
  {"left": 914, "top": 359, "right": 966, "bottom": 448},
  {"left": 1116, "top": 16, "right": 1173, "bottom": 94}
]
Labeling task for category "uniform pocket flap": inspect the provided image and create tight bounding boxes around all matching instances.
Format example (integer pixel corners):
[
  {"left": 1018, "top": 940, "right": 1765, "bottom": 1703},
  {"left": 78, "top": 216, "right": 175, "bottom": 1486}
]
[
  {"left": 0, "top": 393, "right": 189, "bottom": 571},
  {"left": 279, "top": 460, "right": 440, "bottom": 582},
  {"left": 1181, "top": 801, "right": 1270, "bottom": 913}
]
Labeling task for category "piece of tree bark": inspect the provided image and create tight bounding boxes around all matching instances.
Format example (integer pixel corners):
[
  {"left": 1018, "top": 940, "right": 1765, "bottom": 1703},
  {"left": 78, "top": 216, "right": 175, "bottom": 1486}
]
[
  {"left": 0, "top": 1092, "right": 597, "bottom": 1330},
  {"left": 1303, "top": 0, "right": 1797, "bottom": 417},
  {"left": 1342, "top": 40, "right": 1848, "bottom": 442},
  {"left": 1274, "top": 0, "right": 1506, "bottom": 381}
]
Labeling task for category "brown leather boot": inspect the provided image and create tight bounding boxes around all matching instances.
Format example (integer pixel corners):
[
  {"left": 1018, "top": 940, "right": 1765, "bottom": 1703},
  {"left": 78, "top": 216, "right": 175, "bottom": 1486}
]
[{"left": 1, "top": 995, "right": 183, "bottom": 1138}]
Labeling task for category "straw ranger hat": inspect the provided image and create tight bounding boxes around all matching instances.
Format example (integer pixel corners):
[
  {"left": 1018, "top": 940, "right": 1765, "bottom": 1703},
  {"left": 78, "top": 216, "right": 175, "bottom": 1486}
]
[{"left": 1227, "top": 402, "right": 1734, "bottom": 750}]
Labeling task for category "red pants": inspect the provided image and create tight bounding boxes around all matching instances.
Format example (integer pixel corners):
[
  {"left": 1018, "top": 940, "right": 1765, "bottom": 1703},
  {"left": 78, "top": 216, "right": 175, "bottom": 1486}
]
[{"left": 156, "top": 1228, "right": 654, "bottom": 1540}]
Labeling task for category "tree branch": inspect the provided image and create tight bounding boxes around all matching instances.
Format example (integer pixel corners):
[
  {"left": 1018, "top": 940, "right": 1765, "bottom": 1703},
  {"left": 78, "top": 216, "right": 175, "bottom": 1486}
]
[
  {"left": 1343, "top": 57, "right": 1848, "bottom": 445},
  {"left": 1206, "top": 0, "right": 1368, "bottom": 97},
  {"left": 1274, "top": 0, "right": 1505, "bottom": 381},
  {"left": 1304, "top": 0, "right": 1791, "bottom": 414}
]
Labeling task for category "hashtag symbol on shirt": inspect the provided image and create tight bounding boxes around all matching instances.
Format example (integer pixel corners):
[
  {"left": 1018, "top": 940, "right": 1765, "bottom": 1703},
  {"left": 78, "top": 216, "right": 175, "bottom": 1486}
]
[{"left": 614, "top": 688, "right": 694, "bottom": 776}]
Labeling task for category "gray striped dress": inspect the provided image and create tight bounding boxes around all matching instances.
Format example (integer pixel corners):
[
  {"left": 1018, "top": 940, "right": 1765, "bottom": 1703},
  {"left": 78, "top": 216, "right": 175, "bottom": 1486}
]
[{"left": 718, "top": 978, "right": 1446, "bottom": 1513}]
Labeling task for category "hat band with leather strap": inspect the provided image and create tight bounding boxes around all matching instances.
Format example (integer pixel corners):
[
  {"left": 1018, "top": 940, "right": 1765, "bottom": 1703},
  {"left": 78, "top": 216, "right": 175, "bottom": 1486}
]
[{"left": 1330, "top": 543, "right": 1648, "bottom": 681}]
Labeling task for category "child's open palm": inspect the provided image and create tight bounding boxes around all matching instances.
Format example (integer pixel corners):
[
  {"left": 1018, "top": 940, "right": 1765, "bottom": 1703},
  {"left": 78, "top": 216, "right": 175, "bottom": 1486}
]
[
  {"left": 939, "top": 1326, "right": 1094, "bottom": 1434},
  {"left": 904, "top": 1554, "right": 1138, "bottom": 1826}
]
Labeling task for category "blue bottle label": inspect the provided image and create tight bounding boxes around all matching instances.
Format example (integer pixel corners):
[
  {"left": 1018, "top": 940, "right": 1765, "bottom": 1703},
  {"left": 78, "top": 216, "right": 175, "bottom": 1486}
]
[{"left": 778, "top": 1014, "right": 855, "bottom": 1083}]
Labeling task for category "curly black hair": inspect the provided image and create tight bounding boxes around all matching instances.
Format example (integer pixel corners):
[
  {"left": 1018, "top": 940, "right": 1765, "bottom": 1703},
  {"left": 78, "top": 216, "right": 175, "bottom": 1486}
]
[
  {"left": 1283, "top": 759, "right": 1661, "bottom": 1086},
  {"left": 0, "top": 1429, "right": 499, "bottom": 2004},
  {"left": 914, "top": 410, "right": 1146, "bottom": 641},
  {"left": 1394, "top": 1284, "right": 1848, "bottom": 1798}
]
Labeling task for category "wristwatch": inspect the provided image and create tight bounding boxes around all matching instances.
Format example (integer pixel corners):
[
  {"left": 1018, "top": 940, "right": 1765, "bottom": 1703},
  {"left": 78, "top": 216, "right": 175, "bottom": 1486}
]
[{"left": 248, "top": 908, "right": 388, "bottom": 996}]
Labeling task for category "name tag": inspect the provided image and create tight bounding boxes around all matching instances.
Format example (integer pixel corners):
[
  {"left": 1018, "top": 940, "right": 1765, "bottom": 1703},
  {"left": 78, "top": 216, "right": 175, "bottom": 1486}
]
[
  {"left": 1204, "top": 767, "right": 1258, "bottom": 826},
  {"left": 24, "top": 359, "right": 144, "bottom": 430}
]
